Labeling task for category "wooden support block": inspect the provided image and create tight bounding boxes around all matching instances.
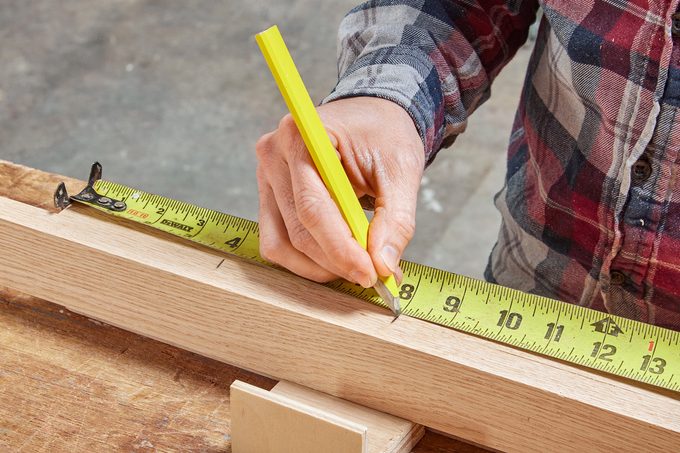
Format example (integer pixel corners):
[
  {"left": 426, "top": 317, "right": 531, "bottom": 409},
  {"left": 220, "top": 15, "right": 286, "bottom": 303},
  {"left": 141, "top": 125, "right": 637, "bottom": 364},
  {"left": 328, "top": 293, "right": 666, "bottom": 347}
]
[
  {"left": 271, "top": 382, "right": 424, "bottom": 453},
  {"left": 231, "top": 380, "right": 424, "bottom": 453},
  {"left": 231, "top": 380, "right": 365, "bottom": 453},
  {"left": 1, "top": 190, "right": 680, "bottom": 452}
]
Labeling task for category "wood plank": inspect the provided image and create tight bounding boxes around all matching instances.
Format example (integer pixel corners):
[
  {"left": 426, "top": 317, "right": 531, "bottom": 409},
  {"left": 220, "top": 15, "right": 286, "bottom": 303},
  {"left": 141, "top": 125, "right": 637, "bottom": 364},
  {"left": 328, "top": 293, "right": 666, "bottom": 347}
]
[
  {"left": 0, "top": 161, "right": 83, "bottom": 208},
  {"left": 1, "top": 164, "right": 679, "bottom": 451},
  {"left": 269, "top": 381, "right": 424, "bottom": 453},
  {"left": 0, "top": 161, "right": 477, "bottom": 453},
  {"left": 231, "top": 380, "right": 366, "bottom": 453},
  {"left": 0, "top": 288, "right": 276, "bottom": 451}
]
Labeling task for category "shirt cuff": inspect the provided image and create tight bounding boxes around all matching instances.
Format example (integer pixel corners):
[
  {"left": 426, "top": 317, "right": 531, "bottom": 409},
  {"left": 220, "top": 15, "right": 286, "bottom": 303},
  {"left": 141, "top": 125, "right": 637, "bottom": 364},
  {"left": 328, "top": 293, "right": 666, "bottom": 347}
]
[{"left": 322, "top": 45, "right": 445, "bottom": 165}]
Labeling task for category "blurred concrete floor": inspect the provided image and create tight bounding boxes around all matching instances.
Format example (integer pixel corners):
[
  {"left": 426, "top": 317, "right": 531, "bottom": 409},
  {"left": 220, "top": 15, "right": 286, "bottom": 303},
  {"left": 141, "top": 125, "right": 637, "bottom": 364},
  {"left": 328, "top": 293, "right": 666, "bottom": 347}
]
[{"left": 0, "top": 0, "right": 531, "bottom": 280}]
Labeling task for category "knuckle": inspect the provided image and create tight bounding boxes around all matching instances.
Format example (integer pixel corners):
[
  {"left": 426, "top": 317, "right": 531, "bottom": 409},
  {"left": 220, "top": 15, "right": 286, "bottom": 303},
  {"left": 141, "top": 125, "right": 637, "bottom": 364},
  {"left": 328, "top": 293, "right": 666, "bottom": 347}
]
[
  {"left": 277, "top": 113, "right": 296, "bottom": 133},
  {"left": 395, "top": 215, "right": 416, "bottom": 242},
  {"left": 277, "top": 114, "right": 306, "bottom": 158},
  {"left": 289, "top": 224, "right": 314, "bottom": 251},
  {"left": 255, "top": 133, "right": 271, "bottom": 159},
  {"left": 295, "top": 190, "right": 323, "bottom": 229},
  {"left": 378, "top": 206, "right": 415, "bottom": 242},
  {"left": 326, "top": 241, "right": 353, "bottom": 270}
]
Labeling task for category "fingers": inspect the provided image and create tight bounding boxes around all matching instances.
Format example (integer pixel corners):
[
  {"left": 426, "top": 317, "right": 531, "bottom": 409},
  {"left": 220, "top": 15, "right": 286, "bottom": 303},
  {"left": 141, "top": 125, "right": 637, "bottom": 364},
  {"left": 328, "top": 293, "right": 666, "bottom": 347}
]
[
  {"left": 268, "top": 163, "right": 349, "bottom": 279},
  {"left": 256, "top": 165, "right": 338, "bottom": 283},
  {"left": 368, "top": 198, "right": 416, "bottom": 278},
  {"left": 287, "top": 148, "right": 377, "bottom": 287},
  {"left": 367, "top": 148, "right": 423, "bottom": 279},
  {"left": 256, "top": 119, "right": 377, "bottom": 287}
]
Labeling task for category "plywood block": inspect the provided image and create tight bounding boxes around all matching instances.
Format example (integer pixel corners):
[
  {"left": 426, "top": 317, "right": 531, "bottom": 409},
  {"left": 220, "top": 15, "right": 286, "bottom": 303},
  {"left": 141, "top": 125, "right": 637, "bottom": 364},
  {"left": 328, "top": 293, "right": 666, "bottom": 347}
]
[
  {"left": 231, "top": 380, "right": 423, "bottom": 453},
  {"left": 231, "top": 380, "right": 365, "bottom": 453},
  {"left": 272, "top": 381, "right": 424, "bottom": 453}
]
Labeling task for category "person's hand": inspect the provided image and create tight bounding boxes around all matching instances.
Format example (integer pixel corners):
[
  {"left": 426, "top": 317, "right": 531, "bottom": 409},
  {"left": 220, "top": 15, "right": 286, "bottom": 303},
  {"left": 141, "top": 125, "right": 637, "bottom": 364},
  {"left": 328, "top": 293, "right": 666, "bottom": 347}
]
[{"left": 255, "top": 97, "right": 424, "bottom": 288}]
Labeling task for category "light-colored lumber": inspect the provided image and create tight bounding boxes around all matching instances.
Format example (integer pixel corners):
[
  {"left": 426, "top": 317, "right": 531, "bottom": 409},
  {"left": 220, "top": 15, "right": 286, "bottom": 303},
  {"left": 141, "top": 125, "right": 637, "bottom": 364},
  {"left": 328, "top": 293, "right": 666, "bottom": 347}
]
[
  {"left": 231, "top": 380, "right": 423, "bottom": 453},
  {"left": 0, "top": 194, "right": 679, "bottom": 452},
  {"left": 231, "top": 380, "right": 366, "bottom": 453}
]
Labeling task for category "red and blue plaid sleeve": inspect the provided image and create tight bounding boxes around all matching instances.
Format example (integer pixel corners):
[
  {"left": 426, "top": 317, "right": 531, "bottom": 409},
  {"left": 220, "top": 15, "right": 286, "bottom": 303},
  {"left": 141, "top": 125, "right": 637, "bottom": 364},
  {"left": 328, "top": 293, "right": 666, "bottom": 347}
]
[{"left": 324, "top": 0, "right": 540, "bottom": 164}]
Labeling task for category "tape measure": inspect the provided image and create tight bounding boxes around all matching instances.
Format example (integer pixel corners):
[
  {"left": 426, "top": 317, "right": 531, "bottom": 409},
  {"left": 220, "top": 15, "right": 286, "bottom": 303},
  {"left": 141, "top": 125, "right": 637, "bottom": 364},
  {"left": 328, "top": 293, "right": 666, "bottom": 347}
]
[{"left": 55, "top": 164, "right": 680, "bottom": 393}]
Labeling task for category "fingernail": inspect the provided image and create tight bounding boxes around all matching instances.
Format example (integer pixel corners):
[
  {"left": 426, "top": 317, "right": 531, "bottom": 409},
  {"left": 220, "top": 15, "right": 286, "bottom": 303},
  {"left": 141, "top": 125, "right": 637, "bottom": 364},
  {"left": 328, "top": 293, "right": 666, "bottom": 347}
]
[
  {"left": 395, "top": 265, "right": 403, "bottom": 286},
  {"left": 380, "top": 245, "right": 399, "bottom": 273},
  {"left": 349, "top": 271, "right": 372, "bottom": 288}
]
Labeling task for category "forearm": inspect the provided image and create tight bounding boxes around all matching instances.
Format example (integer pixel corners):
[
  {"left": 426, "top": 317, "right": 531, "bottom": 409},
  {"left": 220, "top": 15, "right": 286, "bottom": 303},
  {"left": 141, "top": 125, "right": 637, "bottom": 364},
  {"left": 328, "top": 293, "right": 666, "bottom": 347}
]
[{"left": 324, "top": 0, "right": 539, "bottom": 164}]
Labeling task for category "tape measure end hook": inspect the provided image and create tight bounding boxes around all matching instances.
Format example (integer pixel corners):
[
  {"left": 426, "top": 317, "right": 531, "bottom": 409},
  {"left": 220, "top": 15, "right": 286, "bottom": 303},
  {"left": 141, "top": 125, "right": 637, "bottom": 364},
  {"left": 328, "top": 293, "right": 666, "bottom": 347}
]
[
  {"left": 53, "top": 182, "right": 71, "bottom": 210},
  {"left": 53, "top": 162, "right": 127, "bottom": 213}
]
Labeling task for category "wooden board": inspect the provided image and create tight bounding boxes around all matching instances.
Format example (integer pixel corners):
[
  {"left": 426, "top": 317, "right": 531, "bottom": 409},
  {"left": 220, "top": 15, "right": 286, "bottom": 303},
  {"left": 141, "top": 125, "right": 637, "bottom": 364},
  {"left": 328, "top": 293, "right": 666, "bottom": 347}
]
[
  {"left": 2, "top": 161, "right": 680, "bottom": 451},
  {"left": 0, "top": 161, "right": 477, "bottom": 453},
  {"left": 232, "top": 380, "right": 366, "bottom": 453},
  {"left": 271, "top": 382, "right": 424, "bottom": 453}
]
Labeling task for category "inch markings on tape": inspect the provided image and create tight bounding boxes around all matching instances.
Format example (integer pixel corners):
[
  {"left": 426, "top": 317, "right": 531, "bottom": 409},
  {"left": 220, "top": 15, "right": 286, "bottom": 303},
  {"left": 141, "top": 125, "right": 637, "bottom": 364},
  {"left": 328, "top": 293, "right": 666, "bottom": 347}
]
[{"left": 57, "top": 172, "right": 680, "bottom": 393}]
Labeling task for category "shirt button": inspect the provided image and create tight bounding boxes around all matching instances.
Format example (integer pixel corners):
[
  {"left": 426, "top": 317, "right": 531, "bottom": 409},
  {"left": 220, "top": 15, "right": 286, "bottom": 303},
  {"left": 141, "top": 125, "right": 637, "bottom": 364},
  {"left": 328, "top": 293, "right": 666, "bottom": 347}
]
[
  {"left": 631, "top": 156, "right": 652, "bottom": 183},
  {"left": 610, "top": 271, "right": 626, "bottom": 286},
  {"left": 673, "top": 13, "right": 680, "bottom": 36}
]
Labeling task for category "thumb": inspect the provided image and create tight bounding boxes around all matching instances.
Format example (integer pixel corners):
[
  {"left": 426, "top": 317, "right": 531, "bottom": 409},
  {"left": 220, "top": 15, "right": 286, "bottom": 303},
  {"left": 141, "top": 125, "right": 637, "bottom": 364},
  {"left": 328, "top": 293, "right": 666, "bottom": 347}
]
[{"left": 367, "top": 175, "right": 420, "bottom": 280}]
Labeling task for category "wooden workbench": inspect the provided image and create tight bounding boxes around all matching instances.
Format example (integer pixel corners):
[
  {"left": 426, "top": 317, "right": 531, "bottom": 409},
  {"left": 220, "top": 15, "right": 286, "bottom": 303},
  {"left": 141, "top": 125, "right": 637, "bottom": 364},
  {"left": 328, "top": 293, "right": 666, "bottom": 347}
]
[{"left": 0, "top": 162, "right": 481, "bottom": 452}]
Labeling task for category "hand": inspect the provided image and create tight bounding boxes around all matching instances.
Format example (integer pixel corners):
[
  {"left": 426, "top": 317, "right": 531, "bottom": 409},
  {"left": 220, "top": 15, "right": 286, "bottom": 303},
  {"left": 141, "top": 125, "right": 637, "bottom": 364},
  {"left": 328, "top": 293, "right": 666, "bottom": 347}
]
[{"left": 255, "top": 97, "right": 424, "bottom": 288}]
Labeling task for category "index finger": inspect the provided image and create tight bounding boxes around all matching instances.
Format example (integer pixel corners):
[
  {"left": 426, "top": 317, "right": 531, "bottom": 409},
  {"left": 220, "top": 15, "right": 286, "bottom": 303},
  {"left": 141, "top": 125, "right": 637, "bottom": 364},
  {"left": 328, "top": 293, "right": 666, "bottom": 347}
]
[{"left": 287, "top": 151, "right": 378, "bottom": 286}]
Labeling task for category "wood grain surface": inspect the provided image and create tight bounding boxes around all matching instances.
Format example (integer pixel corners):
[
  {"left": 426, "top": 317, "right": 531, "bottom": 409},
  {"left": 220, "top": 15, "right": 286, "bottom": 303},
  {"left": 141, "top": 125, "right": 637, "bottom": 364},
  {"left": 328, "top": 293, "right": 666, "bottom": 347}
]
[
  {"left": 1, "top": 160, "right": 679, "bottom": 452},
  {"left": 0, "top": 160, "right": 479, "bottom": 452},
  {"left": 0, "top": 288, "right": 275, "bottom": 451}
]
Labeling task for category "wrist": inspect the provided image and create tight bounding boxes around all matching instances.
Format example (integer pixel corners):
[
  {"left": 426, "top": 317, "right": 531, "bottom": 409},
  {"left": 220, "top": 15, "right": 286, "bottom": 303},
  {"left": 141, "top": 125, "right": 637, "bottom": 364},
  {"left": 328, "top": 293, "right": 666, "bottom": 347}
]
[{"left": 323, "top": 46, "right": 443, "bottom": 162}]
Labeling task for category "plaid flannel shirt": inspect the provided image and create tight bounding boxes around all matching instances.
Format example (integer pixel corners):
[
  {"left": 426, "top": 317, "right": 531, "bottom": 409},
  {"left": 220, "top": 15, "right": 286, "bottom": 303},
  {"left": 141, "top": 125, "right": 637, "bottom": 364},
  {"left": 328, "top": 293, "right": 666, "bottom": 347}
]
[{"left": 324, "top": 0, "right": 680, "bottom": 331}]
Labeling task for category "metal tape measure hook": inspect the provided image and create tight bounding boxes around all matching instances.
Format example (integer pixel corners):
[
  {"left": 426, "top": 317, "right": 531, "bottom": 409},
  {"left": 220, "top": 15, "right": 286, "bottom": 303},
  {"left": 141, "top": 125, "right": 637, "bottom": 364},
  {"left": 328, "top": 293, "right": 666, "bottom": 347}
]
[{"left": 53, "top": 162, "right": 127, "bottom": 212}]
